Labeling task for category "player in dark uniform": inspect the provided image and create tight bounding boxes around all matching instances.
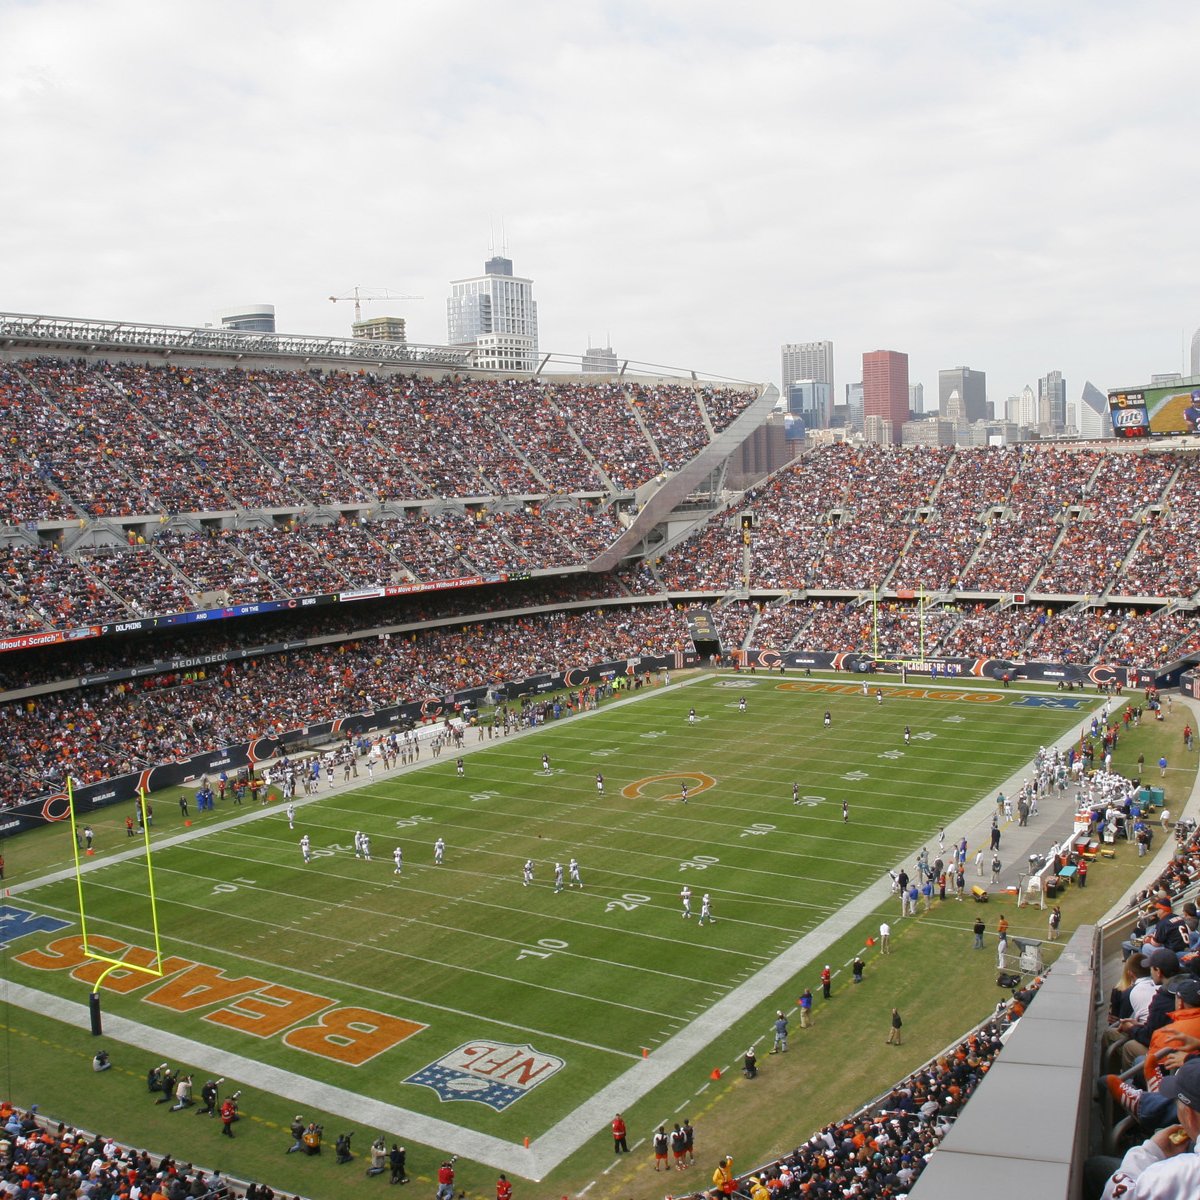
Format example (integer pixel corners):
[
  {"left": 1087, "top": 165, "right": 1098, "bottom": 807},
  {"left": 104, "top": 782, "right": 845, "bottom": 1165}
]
[{"left": 1183, "top": 389, "right": 1200, "bottom": 434}]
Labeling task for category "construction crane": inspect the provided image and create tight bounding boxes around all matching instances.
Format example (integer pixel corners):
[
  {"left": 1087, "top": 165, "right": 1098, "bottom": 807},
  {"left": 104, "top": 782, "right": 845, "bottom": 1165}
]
[{"left": 328, "top": 286, "right": 423, "bottom": 323}]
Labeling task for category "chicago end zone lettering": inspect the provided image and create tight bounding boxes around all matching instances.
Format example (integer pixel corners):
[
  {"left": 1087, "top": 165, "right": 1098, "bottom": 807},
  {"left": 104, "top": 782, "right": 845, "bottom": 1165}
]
[{"left": 14, "top": 932, "right": 424, "bottom": 1066}]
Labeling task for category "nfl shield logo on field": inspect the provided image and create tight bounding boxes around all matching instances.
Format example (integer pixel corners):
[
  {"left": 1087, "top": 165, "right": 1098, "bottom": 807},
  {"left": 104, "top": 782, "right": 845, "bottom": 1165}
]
[{"left": 405, "top": 1041, "right": 565, "bottom": 1110}]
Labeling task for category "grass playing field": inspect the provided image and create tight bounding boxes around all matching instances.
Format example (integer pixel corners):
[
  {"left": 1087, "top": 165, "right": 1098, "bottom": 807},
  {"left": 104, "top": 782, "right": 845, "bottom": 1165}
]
[{"left": 0, "top": 672, "right": 1146, "bottom": 1195}]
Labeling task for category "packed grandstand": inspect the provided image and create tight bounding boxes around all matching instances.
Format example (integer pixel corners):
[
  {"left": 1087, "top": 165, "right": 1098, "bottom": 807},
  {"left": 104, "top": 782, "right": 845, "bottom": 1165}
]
[
  {"left": 3, "top": 332, "right": 1200, "bottom": 1200},
  {"left": 2, "top": 351, "right": 1200, "bottom": 809}
]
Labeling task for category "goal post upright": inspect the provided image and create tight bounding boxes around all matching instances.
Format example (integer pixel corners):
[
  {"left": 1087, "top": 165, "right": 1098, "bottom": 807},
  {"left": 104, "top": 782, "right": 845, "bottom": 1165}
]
[{"left": 67, "top": 780, "right": 167, "bottom": 1034}]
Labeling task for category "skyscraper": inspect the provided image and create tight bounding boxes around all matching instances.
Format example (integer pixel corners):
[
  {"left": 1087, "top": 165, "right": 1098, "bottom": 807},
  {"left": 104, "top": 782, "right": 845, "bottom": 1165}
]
[
  {"left": 845, "top": 381, "right": 864, "bottom": 432},
  {"left": 781, "top": 341, "right": 834, "bottom": 401},
  {"left": 785, "top": 380, "right": 832, "bottom": 433},
  {"left": 1079, "top": 382, "right": 1111, "bottom": 440},
  {"left": 1038, "top": 370, "right": 1067, "bottom": 434},
  {"left": 582, "top": 344, "right": 618, "bottom": 374},
  {"left": 862, "top": 350, "right": 909, "bottom": 444},
  {"left": 447, "top": 254, "right": 539, "bottom": 371},
  {"left": 938, "top": 366, "right": 986, "bottom": 423}
]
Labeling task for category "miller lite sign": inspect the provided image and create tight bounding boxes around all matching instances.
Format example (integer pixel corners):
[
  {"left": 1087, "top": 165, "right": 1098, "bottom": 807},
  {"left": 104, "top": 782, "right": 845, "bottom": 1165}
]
[{"left": 405, "top": 1041, "right": 564, "bottom": 1110}]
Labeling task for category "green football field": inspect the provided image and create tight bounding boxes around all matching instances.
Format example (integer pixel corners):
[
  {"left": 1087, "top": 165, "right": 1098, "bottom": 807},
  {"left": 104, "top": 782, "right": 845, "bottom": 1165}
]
[{"left": 3, "top": 673, "right": 1091, "bottom": 1174}]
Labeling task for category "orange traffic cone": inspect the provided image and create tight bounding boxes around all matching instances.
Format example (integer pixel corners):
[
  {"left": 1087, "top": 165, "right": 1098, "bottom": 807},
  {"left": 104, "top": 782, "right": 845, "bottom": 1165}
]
[
  {"left": 710, "top": 1067, "right": 721, "bottom": 1080},
  {"left": 865, "top": 936, "right": 876, "bottom": 946}
]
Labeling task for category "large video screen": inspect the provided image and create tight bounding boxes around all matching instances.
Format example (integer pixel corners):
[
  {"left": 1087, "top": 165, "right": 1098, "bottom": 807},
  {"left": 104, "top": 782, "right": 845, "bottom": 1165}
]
[{"left": 1108, "top": 383, "right": 1200, "bottom": 439}]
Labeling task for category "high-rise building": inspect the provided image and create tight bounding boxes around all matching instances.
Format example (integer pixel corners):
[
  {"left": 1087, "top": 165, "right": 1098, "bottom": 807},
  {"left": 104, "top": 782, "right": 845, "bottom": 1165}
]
[
  {"left": 845, "top": 381, "right": 864, "bottom": 432},
  {"left": 909, "top": 382, "right": 925, "bottom": 413},
  {"left": 1079, "top": 381, "right": 1111, "bottom": 440},
  {"left": 785, "top": 380, "right": 832, "bottom": 433},
  {"left": 217, "top": 304, "right": 275, "bottom": 333},
  {"left": 447, "top": 254, "right": 539, "bottom": 371},
  {"left": 781, "top": 341, "right": 834, "bottom": 401},
  {"left": 582, "top": 344, "right": 618, "bottom": 374},
  {"left": 1038, "top": 370, "right": 1067, "bottom": 434},
  {"left": 938, "top": 366, "right": 986, "bottom": 423},
  {"left": 862, "top": 350, "right": 909, "bottom": 444},
  {"left": 1017, "top": 384, "right": 1036, "bottom": 428},
  {"left": 352, "top": 315, "right": 407, "bottom": 343}
]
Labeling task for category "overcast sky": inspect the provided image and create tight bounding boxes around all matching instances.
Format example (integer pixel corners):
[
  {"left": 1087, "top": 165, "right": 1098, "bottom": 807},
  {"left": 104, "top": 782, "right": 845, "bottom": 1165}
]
[{"left": 2, "top": 0, "right": 1197, "bottom": 406}]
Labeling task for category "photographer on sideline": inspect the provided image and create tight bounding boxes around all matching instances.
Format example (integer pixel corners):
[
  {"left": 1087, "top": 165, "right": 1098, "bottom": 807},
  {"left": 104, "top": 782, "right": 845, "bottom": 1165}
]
[
  {"left": 197, "top": 1078, "right": 221, "bottom": 1118},
  {"left": 170, "top": 1075, "right": 194, "bottom": 1110},
  {"left": 302, "top": 1122, "right": 323, "bottom": 1155},
  {"left": 389, "top": 1144, "right": 408, "bottom": 1184},
  {"left": 92, "top": 1049, "right": 111, "bottom": 1073},
  {"left": 367, "top": 1135, "right": 387, "bottom": 1176},
  {"left": 286, "top": 1115, "right": 306, "bottom": 1153},
  {"left": 336, "top": 1132, "right": 355, "bottom": 1164}
]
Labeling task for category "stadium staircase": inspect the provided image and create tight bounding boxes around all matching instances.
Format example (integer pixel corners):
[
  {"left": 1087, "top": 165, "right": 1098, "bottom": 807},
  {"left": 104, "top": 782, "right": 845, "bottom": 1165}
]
[{"left": 586, "top": 384, "right": 778, "bottom": 572}]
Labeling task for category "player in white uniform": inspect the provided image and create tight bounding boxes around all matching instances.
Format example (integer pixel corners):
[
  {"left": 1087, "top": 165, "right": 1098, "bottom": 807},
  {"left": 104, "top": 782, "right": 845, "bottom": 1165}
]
[
  {"left": 286, "top": 802, "right": 295, "bottom": 830},
  {"left": 300, "top": 835, "right": 311, "bottom": 864},
  {"left": 738, "top": 697, "right": 746, "bottom": 713},
  {"left": 568, "top": 858, "right": 582, "bottom": 888},
  {"left": 680, "top": 885, "right": 692, "bottom": 918},
  {"left": 541, "top": 754, "right": 550, "bottom": 772},
  {"left": 360, "top": 834, "right": 371, "bottom": 861},
  {"left": 393, "top": 847, "right": 403, "bottom": 875},
  {"left": 434, "top": 837, "right": 445, "bottom": 865},
  {"left": 596, "top": 773, "right": 604, "bottom": 795},
  {"left": 354, "top": 831, "right": 364, "bottom": 859},
  {"left": 904, "top": 726, "right": 911, "bottom": 745},
  {"left": 523, "top": 859, "right": 534, "bottom": 886},
  {"left": 688, "top": 708, "right": 696, "bottom": 724},
  {"left": 554, "top": 863, "right": 564, "bottom": 893},
  {"left": 792, "top": 782, "right": 800, "bottom": 805},
  {"left": 698, "top": 893, "right": 715, "bottom": 925},
  {"left": 824, "top": 710, "right": 831, "bottom": 727}
]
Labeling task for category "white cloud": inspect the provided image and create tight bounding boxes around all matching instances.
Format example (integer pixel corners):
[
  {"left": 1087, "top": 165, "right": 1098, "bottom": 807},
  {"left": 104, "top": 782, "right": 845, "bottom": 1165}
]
[{"left": 0, "top": 0, "right": 1197, "bottom": 404}]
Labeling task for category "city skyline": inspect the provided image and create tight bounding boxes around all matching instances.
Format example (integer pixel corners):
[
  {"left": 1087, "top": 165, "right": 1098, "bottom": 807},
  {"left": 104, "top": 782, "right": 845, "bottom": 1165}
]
[{"left": 2, "top": 2, "right": 1198, "bottom": 402}]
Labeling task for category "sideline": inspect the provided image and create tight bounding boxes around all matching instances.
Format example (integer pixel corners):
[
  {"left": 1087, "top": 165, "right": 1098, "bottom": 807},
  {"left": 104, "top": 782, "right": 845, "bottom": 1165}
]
[
  {"left": 1096, "top": 694, "right": 1200, "bottom": 926},
  {"left": 1, "top": 674, "right": 1116, "bottom": 1178}
]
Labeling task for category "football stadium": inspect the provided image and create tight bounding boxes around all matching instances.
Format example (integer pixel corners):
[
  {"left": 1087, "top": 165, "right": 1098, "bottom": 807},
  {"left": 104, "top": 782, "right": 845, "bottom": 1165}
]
[{"left": 1, "top": 313, "right": 1200, "bottom": 1200}]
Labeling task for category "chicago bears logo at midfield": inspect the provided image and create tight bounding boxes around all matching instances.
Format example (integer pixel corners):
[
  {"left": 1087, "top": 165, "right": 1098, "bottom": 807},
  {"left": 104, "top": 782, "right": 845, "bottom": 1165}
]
[
  {"left": 405, "top": 1041, "right": 564, "bottom": 1110},
  {"left": 622, "top": 772, "right": 717, "bottom": 800}
]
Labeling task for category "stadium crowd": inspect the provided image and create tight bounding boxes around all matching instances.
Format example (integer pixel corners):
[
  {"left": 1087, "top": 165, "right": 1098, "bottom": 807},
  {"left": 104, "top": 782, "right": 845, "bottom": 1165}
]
[
  {"left": 5, "top": 578, "right": 1200, "bottom": 809},
  {"left": 0, "top": 359, "right": 758, "bottom": 523},
  {"left": 0, "top": 1097, "right": 289, "bottom": 1199},
  {"left": 728, "top": 1000, "right": 1034, "bottom": 1200}
]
